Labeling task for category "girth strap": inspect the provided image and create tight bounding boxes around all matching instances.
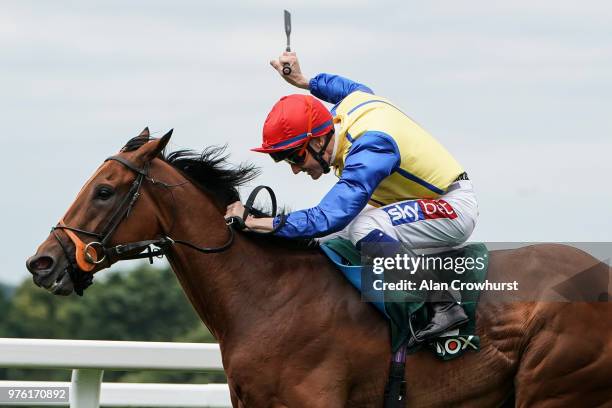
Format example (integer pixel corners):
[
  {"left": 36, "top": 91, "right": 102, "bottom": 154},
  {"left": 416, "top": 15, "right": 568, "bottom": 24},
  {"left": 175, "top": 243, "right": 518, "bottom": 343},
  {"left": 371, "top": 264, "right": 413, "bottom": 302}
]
[{"left": 384, "top": 345, "right": 407, "bottom": 407}]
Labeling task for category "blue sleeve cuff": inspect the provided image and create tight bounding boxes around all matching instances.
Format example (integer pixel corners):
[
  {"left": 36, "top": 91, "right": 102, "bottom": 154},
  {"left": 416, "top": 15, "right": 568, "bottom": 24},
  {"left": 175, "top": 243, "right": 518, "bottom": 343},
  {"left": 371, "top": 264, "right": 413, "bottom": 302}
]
[
  {"left": 309, "top": 76, "right": 320, "bottom": 97},
  {"left": 272, "top": 215, "right": 281, "bottom": 229}
]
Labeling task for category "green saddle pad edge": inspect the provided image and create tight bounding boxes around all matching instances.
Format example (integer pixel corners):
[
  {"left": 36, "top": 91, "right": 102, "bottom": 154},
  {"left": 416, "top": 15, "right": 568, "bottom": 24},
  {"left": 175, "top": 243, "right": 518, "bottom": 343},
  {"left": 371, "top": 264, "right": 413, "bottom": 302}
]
[
  {"left": 323, "top": 237, "right": 363, "bottom": 266},
  {"left": 323, "top": 238, "right": 489, "bottom": 358}
]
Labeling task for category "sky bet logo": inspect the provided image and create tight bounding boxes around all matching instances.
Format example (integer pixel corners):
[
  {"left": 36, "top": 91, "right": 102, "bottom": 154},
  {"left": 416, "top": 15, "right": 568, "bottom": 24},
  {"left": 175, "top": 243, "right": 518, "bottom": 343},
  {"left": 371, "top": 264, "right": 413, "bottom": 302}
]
[{"left": 384, "top": 199, "right": 457, "bottom": 226}]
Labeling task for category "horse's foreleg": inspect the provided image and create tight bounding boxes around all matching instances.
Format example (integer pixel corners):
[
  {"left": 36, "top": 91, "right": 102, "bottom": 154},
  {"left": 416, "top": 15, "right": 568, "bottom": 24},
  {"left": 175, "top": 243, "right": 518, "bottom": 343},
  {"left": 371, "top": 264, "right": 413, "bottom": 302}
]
[
  {"left": 283, "top": 392, "right": 346, "bottom": 408},
  {"left": 280, "top": 364, "right": 349, "bottom": 408},
  {"left": 230, "top": 392, "right": 242, "bottom": 408},
  {"left": 230, "top": 391, "right": 244, "bottom": 408},
  {"left": 228, "top": 379, "right": 245, "bottom": 408}
]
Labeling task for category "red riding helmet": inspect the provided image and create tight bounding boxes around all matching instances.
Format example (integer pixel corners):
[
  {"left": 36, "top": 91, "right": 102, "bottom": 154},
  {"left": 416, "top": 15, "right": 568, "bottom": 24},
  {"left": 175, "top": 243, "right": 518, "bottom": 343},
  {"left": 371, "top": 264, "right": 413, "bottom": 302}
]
[{"left": 251, "top": 94, "right": 333, "bottom": 154}]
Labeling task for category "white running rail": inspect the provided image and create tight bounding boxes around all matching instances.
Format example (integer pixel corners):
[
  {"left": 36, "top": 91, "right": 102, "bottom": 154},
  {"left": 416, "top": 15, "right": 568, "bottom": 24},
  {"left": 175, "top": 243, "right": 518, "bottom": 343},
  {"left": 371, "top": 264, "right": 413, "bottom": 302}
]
[{"left": 0, "top": 338, "right": 231, "bottom": 407}]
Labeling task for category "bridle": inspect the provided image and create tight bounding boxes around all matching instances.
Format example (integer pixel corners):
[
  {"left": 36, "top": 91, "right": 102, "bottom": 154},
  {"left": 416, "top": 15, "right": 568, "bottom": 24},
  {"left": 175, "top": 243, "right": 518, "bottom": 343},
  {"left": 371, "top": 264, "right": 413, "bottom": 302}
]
[{"left": 51, "top": 154, "right": 235, "bottom": 295}]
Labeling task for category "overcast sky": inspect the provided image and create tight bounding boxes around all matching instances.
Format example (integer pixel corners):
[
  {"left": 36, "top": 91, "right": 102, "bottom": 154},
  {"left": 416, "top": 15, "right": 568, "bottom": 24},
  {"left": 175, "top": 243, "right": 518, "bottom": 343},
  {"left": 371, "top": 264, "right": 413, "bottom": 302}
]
[{"left": 1, "top": 1, "right": 611, "bottom": 285}]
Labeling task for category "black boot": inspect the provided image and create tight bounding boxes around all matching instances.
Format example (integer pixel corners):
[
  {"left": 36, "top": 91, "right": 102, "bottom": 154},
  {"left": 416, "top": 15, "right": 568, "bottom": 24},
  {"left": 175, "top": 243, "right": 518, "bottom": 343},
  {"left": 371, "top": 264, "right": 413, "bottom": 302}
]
[{"left": 413, "top": 290, "right": 468, "bottom": 342}]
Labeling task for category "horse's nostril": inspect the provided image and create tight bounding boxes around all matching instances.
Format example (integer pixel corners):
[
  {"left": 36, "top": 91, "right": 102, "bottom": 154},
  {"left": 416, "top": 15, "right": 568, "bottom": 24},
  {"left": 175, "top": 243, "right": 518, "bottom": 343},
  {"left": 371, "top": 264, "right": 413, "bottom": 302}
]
[{"left": 27, "top": 255, "right": 55, "bottom": 273}]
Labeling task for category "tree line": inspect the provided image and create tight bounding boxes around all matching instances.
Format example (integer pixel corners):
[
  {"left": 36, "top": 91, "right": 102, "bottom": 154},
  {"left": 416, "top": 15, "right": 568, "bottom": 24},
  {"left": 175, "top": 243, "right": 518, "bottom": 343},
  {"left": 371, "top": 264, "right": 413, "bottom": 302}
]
[{"left": 0, "top": 264, "right": 225, "bottom": 385}]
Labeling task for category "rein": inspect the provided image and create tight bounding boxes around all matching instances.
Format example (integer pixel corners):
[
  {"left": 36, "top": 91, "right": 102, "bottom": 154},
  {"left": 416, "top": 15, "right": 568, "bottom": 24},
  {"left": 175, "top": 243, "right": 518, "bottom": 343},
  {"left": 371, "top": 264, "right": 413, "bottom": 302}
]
[
  {"left": 225, "top": 185, "right": 287, "bottom": 234},
  {"left": 51, "top": 155, "right": 237, "bottom": 295}
]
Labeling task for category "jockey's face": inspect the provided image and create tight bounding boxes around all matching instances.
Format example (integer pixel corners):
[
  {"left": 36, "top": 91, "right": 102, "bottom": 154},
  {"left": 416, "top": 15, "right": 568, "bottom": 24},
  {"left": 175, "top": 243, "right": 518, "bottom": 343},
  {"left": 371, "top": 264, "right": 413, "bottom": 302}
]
[{"left": 289, "top": 134, "right": 335, "bottom": 180}]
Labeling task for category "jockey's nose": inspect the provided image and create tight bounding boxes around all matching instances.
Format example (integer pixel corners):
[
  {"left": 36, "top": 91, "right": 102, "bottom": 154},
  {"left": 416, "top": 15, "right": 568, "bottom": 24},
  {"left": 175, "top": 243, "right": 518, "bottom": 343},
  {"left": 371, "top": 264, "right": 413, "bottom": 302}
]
[
  {"left": 290, "top": 164, "right": 301, "bottom": 175},
  {"left": 26, "top": 254, "right": 56, "bottom": 276}
]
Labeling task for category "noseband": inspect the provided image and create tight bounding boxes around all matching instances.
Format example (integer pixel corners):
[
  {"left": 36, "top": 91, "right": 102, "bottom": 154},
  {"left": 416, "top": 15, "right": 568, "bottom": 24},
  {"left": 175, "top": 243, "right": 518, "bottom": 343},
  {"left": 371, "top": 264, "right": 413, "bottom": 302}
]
[{"left": 51, "top": 155, "right": 235, "bottom": 295}]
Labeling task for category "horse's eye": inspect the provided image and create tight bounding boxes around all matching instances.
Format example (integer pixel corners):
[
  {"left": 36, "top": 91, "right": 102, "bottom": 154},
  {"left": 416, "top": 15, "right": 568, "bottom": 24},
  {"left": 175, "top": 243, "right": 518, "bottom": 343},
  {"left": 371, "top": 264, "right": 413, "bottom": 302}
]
[{"left": 96, "top": 186, "right": 115, "bottom": 201}]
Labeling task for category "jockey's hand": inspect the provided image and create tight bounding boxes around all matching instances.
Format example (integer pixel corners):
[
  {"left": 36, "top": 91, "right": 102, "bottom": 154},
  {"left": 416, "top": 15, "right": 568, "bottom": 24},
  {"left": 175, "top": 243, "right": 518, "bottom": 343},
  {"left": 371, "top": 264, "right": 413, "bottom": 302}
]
[
  {"left": 225, "top": 201, "right": 245, "bottom": 219},
  {"left": 270, "top": 52, "right": 310, "bottom": 89},
  {"left": 225, "top": 201, "right": 275, "bottom": 233}
]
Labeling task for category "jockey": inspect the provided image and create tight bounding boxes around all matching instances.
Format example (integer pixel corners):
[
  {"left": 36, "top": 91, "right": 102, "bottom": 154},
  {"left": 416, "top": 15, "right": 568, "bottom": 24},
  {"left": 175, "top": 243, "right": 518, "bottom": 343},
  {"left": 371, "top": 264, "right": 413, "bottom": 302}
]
[{"left": 225, "top": 52, "right": 479, "bottom": 342}]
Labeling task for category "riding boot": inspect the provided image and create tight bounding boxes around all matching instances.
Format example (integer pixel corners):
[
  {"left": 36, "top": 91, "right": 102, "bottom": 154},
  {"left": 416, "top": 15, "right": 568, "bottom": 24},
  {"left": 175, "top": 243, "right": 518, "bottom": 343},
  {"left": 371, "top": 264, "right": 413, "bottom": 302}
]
[{"left": 413, "top": 289, "right": 468, "bottom": 342}]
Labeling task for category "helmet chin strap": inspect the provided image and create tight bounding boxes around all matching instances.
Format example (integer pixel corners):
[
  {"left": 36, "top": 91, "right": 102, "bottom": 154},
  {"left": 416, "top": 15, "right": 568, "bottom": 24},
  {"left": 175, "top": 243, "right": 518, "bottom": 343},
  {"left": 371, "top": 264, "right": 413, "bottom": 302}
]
[
  {"left": 306, "top": 132, "right": 333, "bottom": 174},
  {"left": 300, "top": 96, "right": 333, "bottom": 174}
]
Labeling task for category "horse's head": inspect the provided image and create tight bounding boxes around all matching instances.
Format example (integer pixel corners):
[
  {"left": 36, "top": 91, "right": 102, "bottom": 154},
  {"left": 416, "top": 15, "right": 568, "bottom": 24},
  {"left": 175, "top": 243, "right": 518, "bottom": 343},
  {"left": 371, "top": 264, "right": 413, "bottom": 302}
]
[{"left": 26, "top": 128, "right": 173, "bottom": 296}]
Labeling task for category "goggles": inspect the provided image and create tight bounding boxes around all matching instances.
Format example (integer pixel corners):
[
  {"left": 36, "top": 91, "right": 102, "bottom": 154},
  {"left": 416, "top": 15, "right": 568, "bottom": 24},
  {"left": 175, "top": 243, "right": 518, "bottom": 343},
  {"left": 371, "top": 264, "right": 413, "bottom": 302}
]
[{"left": 269, "top": 145, "right": 308, "bottom": 165}]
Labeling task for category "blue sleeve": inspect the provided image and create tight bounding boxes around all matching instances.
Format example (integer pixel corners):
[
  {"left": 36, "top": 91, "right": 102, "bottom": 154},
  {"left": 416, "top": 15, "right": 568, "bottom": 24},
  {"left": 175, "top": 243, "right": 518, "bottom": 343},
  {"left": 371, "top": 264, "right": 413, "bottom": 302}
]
[
  {"left": 309, "top": 73, "right": 374, "bottom": 104},
  {"left": 273, "top": 132, "right": 400, "bottom": 239}
]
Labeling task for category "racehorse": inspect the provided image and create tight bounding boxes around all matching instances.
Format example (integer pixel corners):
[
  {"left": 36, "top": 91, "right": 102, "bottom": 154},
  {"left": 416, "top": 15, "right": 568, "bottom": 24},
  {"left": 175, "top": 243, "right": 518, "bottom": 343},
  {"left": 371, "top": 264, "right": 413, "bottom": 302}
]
[{"left": 26, "top": 130, "right": 612, "bottom": 407}]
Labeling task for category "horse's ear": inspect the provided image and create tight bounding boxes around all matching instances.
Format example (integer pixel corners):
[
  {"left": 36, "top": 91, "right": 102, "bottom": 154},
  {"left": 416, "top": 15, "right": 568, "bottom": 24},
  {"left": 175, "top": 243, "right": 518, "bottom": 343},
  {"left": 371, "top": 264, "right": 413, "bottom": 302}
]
[
  {"left": 139, "top": 127, "right": 150, "bottom": 138},
  {"left": 141, "top": 129, "right": 173, "bottom": 161}
]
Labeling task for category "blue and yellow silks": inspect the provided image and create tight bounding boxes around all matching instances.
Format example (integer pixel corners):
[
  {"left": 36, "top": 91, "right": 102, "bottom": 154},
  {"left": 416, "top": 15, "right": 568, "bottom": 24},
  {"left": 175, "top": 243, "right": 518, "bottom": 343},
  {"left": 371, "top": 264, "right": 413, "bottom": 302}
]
[
  {"left": 332, "top": 90, "right": 464, "bottom": 206},
  {"left": 274, "top": 74, "right": 464, "bottom": 238}
]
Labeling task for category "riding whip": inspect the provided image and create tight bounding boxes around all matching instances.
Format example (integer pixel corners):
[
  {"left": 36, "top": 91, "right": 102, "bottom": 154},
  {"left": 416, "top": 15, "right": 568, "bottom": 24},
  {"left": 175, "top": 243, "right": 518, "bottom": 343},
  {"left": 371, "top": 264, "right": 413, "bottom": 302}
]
[{"left": 282, "top": 9, "right": 292, "bottom": 75}]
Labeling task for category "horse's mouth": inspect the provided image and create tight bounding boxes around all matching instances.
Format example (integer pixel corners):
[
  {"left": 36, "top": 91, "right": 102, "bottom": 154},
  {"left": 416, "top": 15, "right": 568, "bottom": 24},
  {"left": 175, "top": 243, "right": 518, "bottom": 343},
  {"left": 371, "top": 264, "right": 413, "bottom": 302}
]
[
  {"left": 35, "top": 267, "right": 74, "bottom": 296},
  {"left": 47, "top": 270, "right": 74, "bottom": 296}
]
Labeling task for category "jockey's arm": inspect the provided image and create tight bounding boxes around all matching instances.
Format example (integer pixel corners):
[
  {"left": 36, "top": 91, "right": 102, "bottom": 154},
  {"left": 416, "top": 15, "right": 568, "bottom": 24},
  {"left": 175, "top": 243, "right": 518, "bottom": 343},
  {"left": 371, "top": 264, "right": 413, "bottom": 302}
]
[
  {"left": 270, "top": 132, "right": 400, "bottom": 238},
  {"left": 270, "top": 52, "right": 373, "bottom": 103},
  {"left": 309, "top": 73, "right": 374, "bottom": 104},
  {"left": 228, "top": 132, "right": 398, "bottom": 234},
  {"left": 245, "top": 216, "right": 274, "bottom": 232}
]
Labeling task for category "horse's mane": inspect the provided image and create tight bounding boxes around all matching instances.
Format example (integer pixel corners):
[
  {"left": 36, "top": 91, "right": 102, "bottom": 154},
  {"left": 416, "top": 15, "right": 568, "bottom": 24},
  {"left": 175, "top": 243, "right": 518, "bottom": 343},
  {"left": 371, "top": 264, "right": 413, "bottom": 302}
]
[
  {"left": 123, "top": 135, "right": 258, "bottom": 207},
  {"left": 122, "top": 135, "right": 317, "bottom": 250}
]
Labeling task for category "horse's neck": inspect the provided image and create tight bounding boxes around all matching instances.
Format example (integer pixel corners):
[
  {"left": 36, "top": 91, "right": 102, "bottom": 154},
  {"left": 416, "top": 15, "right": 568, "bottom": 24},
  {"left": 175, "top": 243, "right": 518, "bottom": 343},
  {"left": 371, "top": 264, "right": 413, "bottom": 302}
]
[{"left": 152, "top": 180, "right": 294, "bottom": 343}]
